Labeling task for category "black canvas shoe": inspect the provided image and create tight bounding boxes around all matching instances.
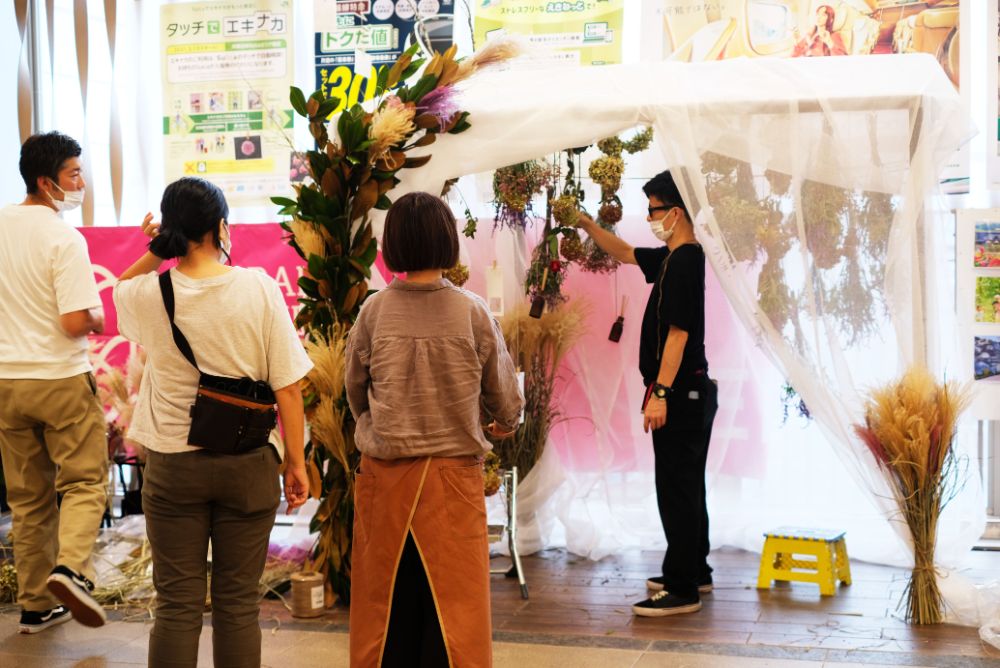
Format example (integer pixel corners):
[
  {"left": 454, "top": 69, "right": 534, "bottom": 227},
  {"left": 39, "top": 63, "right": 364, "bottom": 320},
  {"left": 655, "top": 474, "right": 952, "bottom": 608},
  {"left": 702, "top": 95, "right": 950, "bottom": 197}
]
[
  {"left": 46, "top": 565, "right": 106, "bottom": 628},
  {"left": 18, "top": 605, "right": 71, "bottom": 634},
  {"left": 645, "top": 575, "right": 713, "bottom": 594},
  {"left": 633, "top": 590, "right": 702, "bottom": 617}
]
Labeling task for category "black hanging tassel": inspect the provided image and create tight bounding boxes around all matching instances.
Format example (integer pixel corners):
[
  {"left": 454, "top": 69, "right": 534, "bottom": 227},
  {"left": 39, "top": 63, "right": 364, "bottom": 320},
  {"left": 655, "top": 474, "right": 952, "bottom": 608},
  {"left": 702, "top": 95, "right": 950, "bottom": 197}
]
[
  {"left": 607, "top": 295, "right": 628, "bottom": 343},
  {"left": 529, "top": 295, "right": 545, "bottom": 319},
  {"left": 608, "top": 316, "right": 624, "bottom": 342}
]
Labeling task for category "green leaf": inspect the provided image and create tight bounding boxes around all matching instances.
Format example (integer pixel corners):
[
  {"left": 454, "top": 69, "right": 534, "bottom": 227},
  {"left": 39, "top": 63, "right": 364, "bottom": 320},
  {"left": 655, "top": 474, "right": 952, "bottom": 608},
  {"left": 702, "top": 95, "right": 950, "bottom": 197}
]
[
  {"left": 358, "top": 237, "right": 378, "bottom": 266},
  {"left": 375, "top": 65, "right": 390, "bottom": 97},
  {"left": 289, "top": 87, "right": 308, "bottom": 117},
  {"left": 298, "top": 276, "right": 319, "bottom": 295},
  {"left": 399, "top": 59, "right": 426, "bottom": 83},
  {"left": 407, "top": 74, "right": 439, "bottom": 103},
  {"left": 317, "top": 97, "right": 340, "bottom": 120},
  {"left": 348, "top": 258, "right": 372, "bottom": 279},
  {"left": 299, "top": 186, "right": 327, "bottom": 217},
  {"left": 272, "top": 196, "right": 297, "bottom": 207},
  {"left": 448, "top": 112, "right": 472, "bottom": 134},
  {"left": 308, "top": 254, "right": 327, "bottom": 280},
  {"left": 277, "top": 205, "right": 297, "bottom": 216},
  {"left": 375, "top": 194, "right": 392, "bottom": 210}
]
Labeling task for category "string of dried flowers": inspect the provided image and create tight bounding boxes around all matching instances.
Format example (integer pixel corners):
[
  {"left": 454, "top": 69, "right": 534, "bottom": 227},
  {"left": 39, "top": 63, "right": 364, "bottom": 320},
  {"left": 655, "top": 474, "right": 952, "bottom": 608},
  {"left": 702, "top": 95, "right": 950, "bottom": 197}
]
[
  {"left": 492, "top": 160, "right": 553, "bottom": 231},
  {"left": 443, "top": 262, "right": 470, "bottom": 287}
]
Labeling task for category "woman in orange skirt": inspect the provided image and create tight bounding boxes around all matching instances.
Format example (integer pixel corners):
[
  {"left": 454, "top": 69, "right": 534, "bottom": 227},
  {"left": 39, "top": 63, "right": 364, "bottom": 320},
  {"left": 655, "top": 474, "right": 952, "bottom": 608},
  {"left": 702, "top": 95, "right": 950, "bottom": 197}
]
[{"left": 345, "top": 192, "right": 523, "bottom": 667}]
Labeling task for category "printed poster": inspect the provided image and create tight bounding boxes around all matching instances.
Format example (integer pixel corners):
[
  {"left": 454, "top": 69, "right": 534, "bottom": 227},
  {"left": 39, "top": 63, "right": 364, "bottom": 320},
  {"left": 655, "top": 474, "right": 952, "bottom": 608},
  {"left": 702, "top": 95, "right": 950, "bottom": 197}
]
[
  {"left": 957, "top": 209, "right": 1000, "bottom": 418},
  {"left": 474, "top": 0, "right": 625, "bottom": 67},
  {"left": 314, "top": 0, "right": 456, "bottom": 117},
  {"left": 161, "top": 1, "right": 294, "bottom": 207},
  {"left": 654, "top": 0, "right": 968, "bottom": 193}
]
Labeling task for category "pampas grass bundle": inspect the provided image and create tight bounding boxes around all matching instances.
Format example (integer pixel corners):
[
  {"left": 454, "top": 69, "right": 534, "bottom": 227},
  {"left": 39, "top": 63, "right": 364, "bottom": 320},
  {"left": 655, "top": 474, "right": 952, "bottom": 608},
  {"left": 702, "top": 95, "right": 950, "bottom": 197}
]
[{"left": 853, "top": 367, "right": 969, "bottom": 624}]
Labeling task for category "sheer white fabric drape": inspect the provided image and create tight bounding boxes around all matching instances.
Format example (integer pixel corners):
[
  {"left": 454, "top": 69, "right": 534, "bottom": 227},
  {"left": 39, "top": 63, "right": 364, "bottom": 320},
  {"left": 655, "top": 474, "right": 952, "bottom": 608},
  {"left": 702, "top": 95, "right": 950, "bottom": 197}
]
[{"left": 389, "top": 55, "right": 984, "bottom": 619}]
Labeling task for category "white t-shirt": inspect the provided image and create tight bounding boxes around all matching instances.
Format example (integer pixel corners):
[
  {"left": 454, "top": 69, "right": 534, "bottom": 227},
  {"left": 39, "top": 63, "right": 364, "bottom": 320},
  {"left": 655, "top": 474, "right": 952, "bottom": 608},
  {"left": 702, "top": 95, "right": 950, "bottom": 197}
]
[
  {"left": 113, "top": 267, "right": 313, "bottom": 454},
  {"left": 0, "top": 204, "right": 101, "bottom": 379}
]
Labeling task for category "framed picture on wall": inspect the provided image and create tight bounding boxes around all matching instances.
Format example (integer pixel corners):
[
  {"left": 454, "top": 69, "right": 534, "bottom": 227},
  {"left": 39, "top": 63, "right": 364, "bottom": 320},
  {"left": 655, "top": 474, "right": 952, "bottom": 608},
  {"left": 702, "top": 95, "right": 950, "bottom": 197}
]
[{"left": 957, "top": 209, "right": 1000, "bottom": 418}]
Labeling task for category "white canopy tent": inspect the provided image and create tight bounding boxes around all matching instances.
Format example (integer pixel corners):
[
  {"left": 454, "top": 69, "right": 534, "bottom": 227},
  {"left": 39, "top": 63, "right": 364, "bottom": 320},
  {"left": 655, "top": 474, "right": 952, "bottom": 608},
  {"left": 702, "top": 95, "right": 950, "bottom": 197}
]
[{"left": 376, "top": 54, "right": 988, "bottom": 621}]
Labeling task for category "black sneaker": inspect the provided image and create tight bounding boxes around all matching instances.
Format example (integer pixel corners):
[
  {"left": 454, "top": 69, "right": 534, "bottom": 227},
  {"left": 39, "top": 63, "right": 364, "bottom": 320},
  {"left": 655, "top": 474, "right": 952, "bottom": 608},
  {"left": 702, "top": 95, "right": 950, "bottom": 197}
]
[
  {"left": 18, "top": 605, "right": 72, "bottom": 634},
  {"left": 46, "top": 565, "right": 106, "bottom": 628},
  {"left": 645, "top": 575, "right": 713, "bottom": 594},
  {"left": 632, "top": 590, "right": 702, "bottom": 617}
]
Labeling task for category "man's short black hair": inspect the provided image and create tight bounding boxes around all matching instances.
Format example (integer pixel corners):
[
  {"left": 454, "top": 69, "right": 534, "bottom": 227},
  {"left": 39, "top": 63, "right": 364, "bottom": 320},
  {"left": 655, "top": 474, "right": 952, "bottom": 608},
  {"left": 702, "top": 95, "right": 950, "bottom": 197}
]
[
  {"left": 642, "top": 169, "right": 689, "bottom": 219},
  {"left": 19, "top": 132, "right": 82, "bottom": 194},
  {"left": 382, "top": 192, "right": 459, "bottom": 273}
]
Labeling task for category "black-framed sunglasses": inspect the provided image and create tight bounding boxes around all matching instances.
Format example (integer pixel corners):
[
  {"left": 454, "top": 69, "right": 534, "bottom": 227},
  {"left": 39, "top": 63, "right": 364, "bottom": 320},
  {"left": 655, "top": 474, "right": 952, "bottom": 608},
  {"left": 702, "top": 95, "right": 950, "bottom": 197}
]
[{"left": 647, "top": 205, "right": 675, "bottom": 216}]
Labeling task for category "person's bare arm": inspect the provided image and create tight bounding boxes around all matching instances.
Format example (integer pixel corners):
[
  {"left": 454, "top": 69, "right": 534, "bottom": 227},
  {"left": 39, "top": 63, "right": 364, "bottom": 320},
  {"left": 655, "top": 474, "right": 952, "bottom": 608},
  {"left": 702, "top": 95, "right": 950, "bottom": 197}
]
[
  {"left": 577, "top": 214, "right": 637, "bottom": 265},
  {"left": 275, "top": 381, "right": 308, "bottom": 511},
  {"left": 59, "top": 308, "right": 104, "bottom": 337}
]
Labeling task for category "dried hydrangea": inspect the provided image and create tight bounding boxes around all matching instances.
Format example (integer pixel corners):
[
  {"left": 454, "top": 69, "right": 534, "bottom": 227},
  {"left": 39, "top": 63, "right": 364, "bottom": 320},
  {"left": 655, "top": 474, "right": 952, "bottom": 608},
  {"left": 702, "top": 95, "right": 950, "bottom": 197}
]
[
  {"left": 623, "top": 126, "right": 654, "bottom": 154},
  {"left": 588, "top": 156, "right": 625, "bottom": 195},
  {"left": 552, "top": 194, "right": 580, "bottom": 227},
  {"left": 598, "top": 201, "right": 622, "bottom": 225},
  {"left": 443, "top": 262, "right": 470, "bottom": 287},
  {"left": 560, "top": 231, "right": 586, "bottom": 263},
  {"left": 596, "top": 136, "right": 624, "bottom": 156},
  {"left": 493, "top": 160, "right": 551, "bottom": 229}
]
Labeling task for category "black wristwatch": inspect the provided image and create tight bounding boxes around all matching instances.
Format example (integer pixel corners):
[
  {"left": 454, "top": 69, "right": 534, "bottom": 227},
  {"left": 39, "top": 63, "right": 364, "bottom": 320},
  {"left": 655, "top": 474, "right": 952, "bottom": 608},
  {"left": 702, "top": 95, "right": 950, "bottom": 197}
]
[{"left": 651, "top": 383, "right": 673, "bottom": 400}]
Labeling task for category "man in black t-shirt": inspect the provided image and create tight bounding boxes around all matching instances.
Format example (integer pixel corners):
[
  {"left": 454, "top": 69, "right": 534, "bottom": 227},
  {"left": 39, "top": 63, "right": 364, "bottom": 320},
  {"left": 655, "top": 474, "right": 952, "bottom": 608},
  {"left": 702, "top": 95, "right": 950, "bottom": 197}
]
[{"left": 577, "top": 169, "right": 718, "bottom": 617}]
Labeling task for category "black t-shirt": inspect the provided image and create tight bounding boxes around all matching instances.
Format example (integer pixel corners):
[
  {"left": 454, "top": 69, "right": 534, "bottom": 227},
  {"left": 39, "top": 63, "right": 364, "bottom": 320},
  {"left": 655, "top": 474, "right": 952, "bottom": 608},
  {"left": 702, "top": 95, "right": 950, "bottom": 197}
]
[{"left": 635, "top": 244, "right": 708, "bottom": 387}]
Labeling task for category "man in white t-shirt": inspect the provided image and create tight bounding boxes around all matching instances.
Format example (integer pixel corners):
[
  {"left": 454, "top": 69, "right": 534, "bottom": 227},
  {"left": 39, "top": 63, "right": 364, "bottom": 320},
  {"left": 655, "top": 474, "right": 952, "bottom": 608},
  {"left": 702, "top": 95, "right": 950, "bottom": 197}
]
[{"left": 0, "top": 132, "right": 109, "bottom": 634}]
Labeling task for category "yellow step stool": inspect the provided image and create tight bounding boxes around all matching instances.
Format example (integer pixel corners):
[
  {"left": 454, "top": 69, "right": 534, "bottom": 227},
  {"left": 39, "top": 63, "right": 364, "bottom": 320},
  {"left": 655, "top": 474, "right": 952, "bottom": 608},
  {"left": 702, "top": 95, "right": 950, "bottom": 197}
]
[{"left": 757, "top": 527, "right": 851, "bottom": 596}]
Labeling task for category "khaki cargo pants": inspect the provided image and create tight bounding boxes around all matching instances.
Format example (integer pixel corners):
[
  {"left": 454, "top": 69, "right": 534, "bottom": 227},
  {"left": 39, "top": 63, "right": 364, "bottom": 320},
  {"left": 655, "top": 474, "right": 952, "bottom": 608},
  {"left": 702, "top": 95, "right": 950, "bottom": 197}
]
[{"left": 0, "top": 372, "right": 109, "bottom": 611}]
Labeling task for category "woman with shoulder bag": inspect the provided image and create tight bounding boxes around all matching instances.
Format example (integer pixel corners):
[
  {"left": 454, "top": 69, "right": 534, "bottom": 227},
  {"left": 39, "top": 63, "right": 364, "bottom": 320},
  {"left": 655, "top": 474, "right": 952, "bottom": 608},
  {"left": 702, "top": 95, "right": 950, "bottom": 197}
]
[
  {"left": 113, "top": 177, "right": 313, "bottom": 668},
  {"left": 345, "top": 192, "right": 524, "bottom": 667}
]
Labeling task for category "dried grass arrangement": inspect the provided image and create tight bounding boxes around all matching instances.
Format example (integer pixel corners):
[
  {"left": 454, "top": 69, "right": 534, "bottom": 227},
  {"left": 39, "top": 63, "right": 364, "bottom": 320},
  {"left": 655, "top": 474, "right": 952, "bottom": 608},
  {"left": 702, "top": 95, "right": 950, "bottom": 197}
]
[
  {"left": 492, "top": 301, "right": 587, "bottom": 477},
  {"left": 853, "top": 367, "right": 970, "bottom": 624}
]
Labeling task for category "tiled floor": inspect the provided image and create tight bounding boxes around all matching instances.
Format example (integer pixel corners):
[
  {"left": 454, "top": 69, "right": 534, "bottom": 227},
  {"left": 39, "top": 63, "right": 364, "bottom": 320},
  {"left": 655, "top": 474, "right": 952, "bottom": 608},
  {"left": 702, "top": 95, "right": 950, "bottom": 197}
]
[{"left": 0, "top": 617, "right": 944, "bottom": 668}]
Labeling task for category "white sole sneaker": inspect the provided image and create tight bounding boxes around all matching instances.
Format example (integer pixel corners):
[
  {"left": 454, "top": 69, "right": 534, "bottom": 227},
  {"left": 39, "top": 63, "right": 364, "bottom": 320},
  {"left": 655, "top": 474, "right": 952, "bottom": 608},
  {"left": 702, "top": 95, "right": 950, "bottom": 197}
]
[
  {"left": 18, "top": 607, "right": 72, "bottom": 634},
  {"left": 632, "top": 600, "right": 702, "bottom": 617},
  {"left": 46, "top": 570, "right": 107, "bottom": 628}
]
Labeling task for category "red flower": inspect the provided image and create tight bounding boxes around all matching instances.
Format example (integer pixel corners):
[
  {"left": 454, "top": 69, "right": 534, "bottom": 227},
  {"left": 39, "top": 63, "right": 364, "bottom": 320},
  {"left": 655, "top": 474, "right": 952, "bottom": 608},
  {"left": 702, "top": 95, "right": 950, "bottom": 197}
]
[{"left": 549, "top": 260, "right": 562, "bottom": 273}]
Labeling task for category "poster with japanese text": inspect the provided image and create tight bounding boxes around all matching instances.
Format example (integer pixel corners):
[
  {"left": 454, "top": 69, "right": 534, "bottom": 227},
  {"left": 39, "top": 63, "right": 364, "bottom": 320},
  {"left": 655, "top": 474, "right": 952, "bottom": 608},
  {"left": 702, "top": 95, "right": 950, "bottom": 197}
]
[
  {"left": 473, "top": 0, "right": 624, "bottom": 67},
  {"left": 652, "top": 0, "right": 968, "bottom": 194},
  {"left": 314, "top": 0, "right": 455, "bottom": 117},
  {"left": 161, "top": 1, "right": 294, "bottom": 207}
]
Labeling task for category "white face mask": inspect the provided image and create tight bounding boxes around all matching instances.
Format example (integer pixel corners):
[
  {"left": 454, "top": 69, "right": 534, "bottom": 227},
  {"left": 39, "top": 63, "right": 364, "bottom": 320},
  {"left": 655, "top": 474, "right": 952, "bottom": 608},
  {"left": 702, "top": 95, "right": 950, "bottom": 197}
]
[
  {"left": 650, "top": 212, "right": 678, "bottom": 242},
  {"left": 220, "top": 224, "right": 232, "bottom": 264},
  {"left": 48, "top": 180, "right": 85, "bottom": 213}
]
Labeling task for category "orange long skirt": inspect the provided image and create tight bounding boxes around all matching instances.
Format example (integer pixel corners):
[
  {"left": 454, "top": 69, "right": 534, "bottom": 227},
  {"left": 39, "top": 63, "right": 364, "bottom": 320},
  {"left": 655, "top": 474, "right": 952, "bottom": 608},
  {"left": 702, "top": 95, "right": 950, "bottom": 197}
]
[{"left": 349, "top": 454, "right": 492, "bottom": 668}]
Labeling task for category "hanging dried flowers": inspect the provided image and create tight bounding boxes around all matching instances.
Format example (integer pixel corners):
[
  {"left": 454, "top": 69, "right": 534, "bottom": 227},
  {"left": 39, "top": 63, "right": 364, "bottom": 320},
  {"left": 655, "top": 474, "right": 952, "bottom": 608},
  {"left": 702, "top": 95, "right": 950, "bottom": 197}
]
[
  {"left": 559, "top": 230, "right": 586, "bottom": 263},
  {"left": 552, "top": 193, "right": 581, "bottom": 227},
  {"left": 492, "top": 160, "right": 552, "bottom": 230},
  {"left": 443, "top": 262, "right": 470, "bottom": 286},
  {"left": 573, "top": 126, "right": 654, "bottom": 274}
]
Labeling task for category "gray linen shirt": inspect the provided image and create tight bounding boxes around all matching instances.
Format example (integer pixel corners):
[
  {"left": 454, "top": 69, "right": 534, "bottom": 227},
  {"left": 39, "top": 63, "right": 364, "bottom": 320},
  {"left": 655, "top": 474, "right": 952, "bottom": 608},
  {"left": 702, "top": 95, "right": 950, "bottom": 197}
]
[{"left": 345, "top": 277, "right": 523, "bottom": 460}]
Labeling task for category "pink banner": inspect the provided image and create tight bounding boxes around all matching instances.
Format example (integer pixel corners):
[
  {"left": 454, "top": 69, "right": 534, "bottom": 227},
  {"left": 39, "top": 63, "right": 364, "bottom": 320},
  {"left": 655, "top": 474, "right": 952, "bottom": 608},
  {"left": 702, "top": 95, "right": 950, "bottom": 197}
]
[
  {"left": 81, "top": 221, "right": 766, "bottom": 479},
  {"left": 81, "top": 223, "right": 306, "bottom": 370}
]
